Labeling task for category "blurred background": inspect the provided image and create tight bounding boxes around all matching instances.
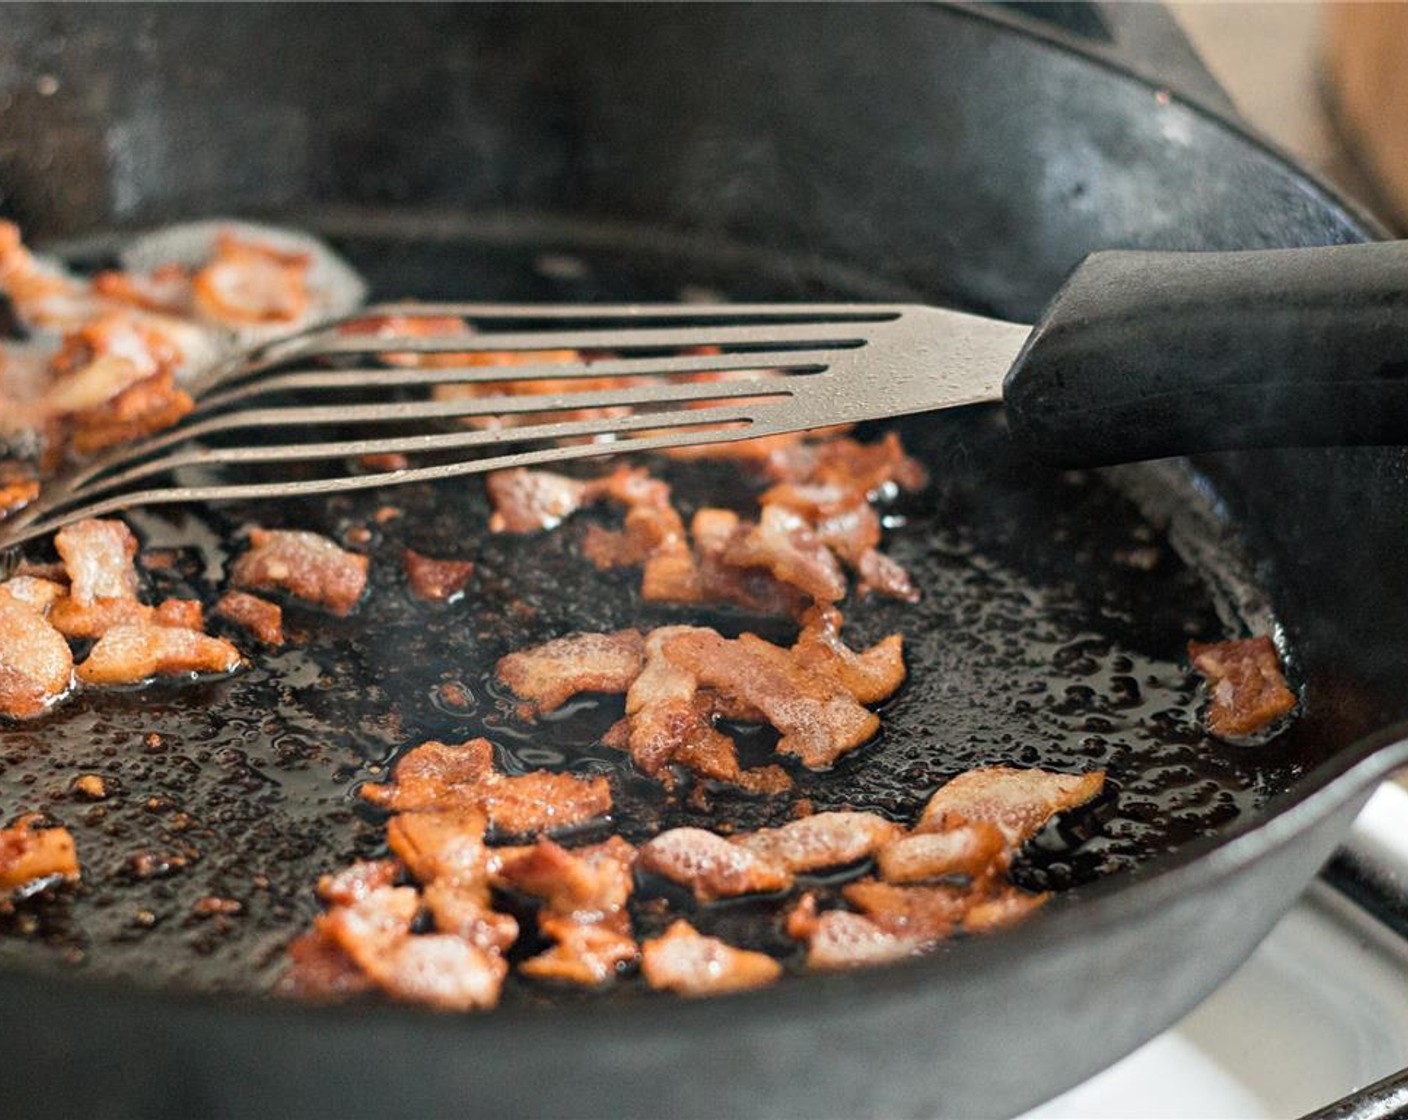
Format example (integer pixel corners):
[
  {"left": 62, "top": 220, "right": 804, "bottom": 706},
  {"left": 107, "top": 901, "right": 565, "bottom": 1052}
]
[{"left": 1173, "top": 2, "right": 1406, "bottom": 232}]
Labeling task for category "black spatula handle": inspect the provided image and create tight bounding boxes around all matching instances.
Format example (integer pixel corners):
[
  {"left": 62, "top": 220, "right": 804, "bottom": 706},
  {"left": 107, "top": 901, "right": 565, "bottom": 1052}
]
[{"left": 1003, "top": 240, "right": 1408, "bottom": 467}]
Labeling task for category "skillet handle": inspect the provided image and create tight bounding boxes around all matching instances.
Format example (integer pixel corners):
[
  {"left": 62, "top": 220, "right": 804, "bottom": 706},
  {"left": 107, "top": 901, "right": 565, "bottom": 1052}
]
[{"left": 1003, "top": 240, "right": 1408, "bottom": 467}]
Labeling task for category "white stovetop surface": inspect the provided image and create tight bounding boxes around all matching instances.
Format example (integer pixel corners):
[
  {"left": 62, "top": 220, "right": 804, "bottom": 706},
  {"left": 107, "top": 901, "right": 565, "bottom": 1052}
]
[{"left": 1026, "top": 784, "right": 1408, "bottom": 1119}]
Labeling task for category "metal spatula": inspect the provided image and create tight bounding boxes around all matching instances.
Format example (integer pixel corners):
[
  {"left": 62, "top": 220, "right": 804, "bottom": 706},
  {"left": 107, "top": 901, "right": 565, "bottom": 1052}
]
[{"left": 4, "top": 239, "right": 1407, "bottom": 551}]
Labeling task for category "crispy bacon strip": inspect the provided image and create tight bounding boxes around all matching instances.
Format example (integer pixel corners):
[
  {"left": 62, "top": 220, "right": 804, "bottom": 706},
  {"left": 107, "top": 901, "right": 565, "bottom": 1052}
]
[
  {"left": 402, "top": 549, "right": 475, "bottom": 602},
  {"left": 0, "top": 591, "right": 74, "bottom": 718},
  {"left": 732, "top": 812, "right": 902, "bottom": 873},
  {"left": 54, "top": 518, "right": 140, "bottom": 604},
  {"left": 496, "top": 630, "right": 645, "bottom": 715},
  {"left": 214, "top": 591, "right": 285, "bottom": 646},
  {"left": 486, "top": 469, "right": 593, "bottom": 533},
  {"left": 791, "top": 605, "right": 905, "bottom": 704},
  {"left": 0, "top": 814, "right": 80, "bottom": 896},
  {"left": 1188, "top": 636, "right": 1297, "bottom": 740},
  {"left": 722, "top": 504, "right": 848, "bottom": 604},
  {"left": 641, "top": 920, "right": 782, "bottom": 997},
  {"left": 916, "top": 766, "right": 1106, "bottom": 847},
  {"left": 360, "top": 738, "right": 611, "bottom": 836},
  {"left": 0, "top": 478, "right": 39, "bottom": 519},
  {"left": 524, "top": 915, "right": 640, "bottom": 986},
  {"left": 231, "top": 528, "right": 369, "bottom": 616},
  {"left": 0, "top": 576, "right": 65, "bottom": 613},
  {"left": 638, "top": 827, "right": 793, "bottom": 901},
  {"left": 75, "top": 622, "right": 242, "bottom": 685}
]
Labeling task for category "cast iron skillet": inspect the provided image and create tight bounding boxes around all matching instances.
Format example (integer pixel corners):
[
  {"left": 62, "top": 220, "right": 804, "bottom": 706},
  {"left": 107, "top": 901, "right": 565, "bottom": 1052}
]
[{"left": 2, "top": 5, "right": 1406, "bottom": 1118}]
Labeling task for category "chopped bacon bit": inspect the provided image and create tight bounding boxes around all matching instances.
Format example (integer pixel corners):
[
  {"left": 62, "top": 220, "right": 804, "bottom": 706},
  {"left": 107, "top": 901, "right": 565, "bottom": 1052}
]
[
  {"left": 1189, "top": 636, "right": 1297, "bottom": 740},
  {"left": 0, "top": 592, "right": 73, "bottom": 718},
  {"left": 278, "top": 929, "right": 375, "bottom": 1002},
  {"left": 54, "top": 518, "right": 139, "bottom": 604},
  {"left": 963, "top": 885, "right": 1051, "bottom": 933},
  {"left": 638, "top": 827, "right": 793, "bottom": 901},
  {"left": 0, "top": 478, "right": 38, "bottom": 518},
  {"left": 402, "top": 549, "right": 475, "bottom": 602},
  {"left": 0, "top": 576, "right": 65, "bottom": 613},
  {"left": 661, "top": 628, "right": 879, "bottom": 769},
  {"left": 92, "top": 263, "right": 193, "bottom": 315},
  {"left": 385, "top": 811, "right": 519, "bottom": 953},
  {"left": 688, "top": 508, "right": 801, "bottom": 616},
  {"left": 723, "top": 504, "right": 848, "bottom": 604},
  {"left": 72, "top": 774, "right": 108, "bottom": 800},
  {"left": 318, "top": 884, "right": 507, "bottom": 1011},
  {"left": 360, "top": 738, "right": 611, "bottom": 836},
  {"left": 841, "top": 879, "right": 972, "bottom": 941},
  {"left": 66, "top": 369, "right": 194, "bottom": 454},
  {"left": 47, "top": 594, "right": 198, "bottom": 639},
  {"left": 785, "top": 893, "right": 926, "bottom": 971},
  {"left": 855, "top": 548, "right": 919, "bottom": 603},
  {"left": 621, "top": 627, "right": 742, "bottom": 780},
  {"left": 495, "top": 836, "right": 636, "bottom": 920},
  {"left": 876, "top": 823, "right": 1009, "bottom": 885},
  {"left": 496, "top": 630, "right": 645, "bottom": 715},
  {"left": 765, "top": 432, "right": 927, "bottom": 496},
  {"left": 75, "top": 622, "right": 242, "bottom": 685},
  {"left": 316, "top": 859, "right": 401, "bottom": 906},
  {"left": 486, "top": 469, "right": 591, "bottom": 533},
  {"left": 916, "top": 767, "right": 1107, "bottom": 847},
  {"left": 214, "top": 591, "right": 285, "bottom": 646},
  {"left": 732, "top": 811, "right": 902, "bottom": 873},
  {"left": 231, "top": 528, "right": 369, "bottom": 616},
  {"left": 523, "top": 914, "right": 639, "bottom": 986},
  {"left": 641, "top": 920, "right": 782, "bottom": 997},
  {"left": 791, "top": 605, "right": 906, "bottom": 704},
  {"left": 0, "top": 814, "right": 80, "bottom": 896},
  {"left": 359, "top": 452, "right": 410, "bottom": 472},
  {"left": 192, "top": 233, "right": 311, "bottom": 325}
]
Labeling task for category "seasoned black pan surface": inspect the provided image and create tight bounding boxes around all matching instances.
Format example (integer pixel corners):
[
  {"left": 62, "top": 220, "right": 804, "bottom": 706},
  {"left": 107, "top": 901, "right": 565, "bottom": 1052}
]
[{"left": 1, "top": 222, "right": 1311, "bottom": 999}]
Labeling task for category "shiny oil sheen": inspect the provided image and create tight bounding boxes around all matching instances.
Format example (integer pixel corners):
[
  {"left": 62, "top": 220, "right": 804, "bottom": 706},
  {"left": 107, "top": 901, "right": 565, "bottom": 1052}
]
[{"left": 0, "top": 225, "right": 1305, "bottom": 1002}]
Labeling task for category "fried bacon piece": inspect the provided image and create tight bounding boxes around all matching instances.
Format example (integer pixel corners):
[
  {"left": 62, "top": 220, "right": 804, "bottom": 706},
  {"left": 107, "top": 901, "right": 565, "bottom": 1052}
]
[
  {"left": 784, "top": 893, "right": 926, "bottom": 971},
  {"left": 0, "top": 814, "right": 80, "bottom": 896},
  {"left": 385, "top": 811, "right": 518, "bottom": 954},
  {"left": 0, "top": 478, "right": 38, "bottom": 519},
  {"left": 54, "top": 518, "right": 140, "bottom": 604},
  {"left": 402, "top": 549, "right": 475, "bottom": 602},
  {"left": 764, "top": 432, "right": 927, "bottom": 496},
  {"left": 316, "top": 859, "right": 401, "bottom": 906},
  {"left": 0, "top": 575, "right": 65, "bottom": 613},
  {"left": 621, "top": 627, "right": 744, "bottom": 781},
  {"left": 496, "top": 629, "right": 645, "bottom": 715},
  {"left": 660, "top": 628, "right": 879, "bottom": 768},
  {"left": 92, "top": 262, "right": 193, "bottom": 316},
  {"left": 316, "top": 884, "right": 507, "bottom": 1012},
  {"left": 638, "top": 827, "right": 793, "bottom": 901},
  {"left": 721, "top": 504, "right": 848, "bottom": 604},
  {"left": 66, "top": 368, "right": 194, "bottom": 454},
  {"left": 192, "top": 232, "right": 311, "bottom": 325},
  {"left": 525, "top": 915, "right": 640, "bottom": 986},
  {"left": 231, "top": 528, "right": 369, "bottom": 616},
  {"left": 641, "top": 920, "right": 782, "bottom": 997},
  {"left": 1188, "top": 636, "right": 1297, "bottom": 740},
  {"left": 48, "top": 595, "right": 204, "bottom": 640},
  {"left": 214, "top": 591, "right": 285, "bottom": 646},
  {"left": 732, "top": 812, "right": 902, "bottom": 874},
  {"left": 841, "top": 879, "right": 977, "bottom": 941},
  {"left": 75, "top": 622, "right": 241, "bottom": 685},
  {"left": 279, "top": 929, "right": 376, "bottom": 1002},
  {"left": 486, "top": 469, "right": 593, "bottom": 533},
  {"left": 687, "top": 507, "right": 801, "bottom": 616},
  {"left": 875, "top": 823, "right": 1009, "bottom": 885},
  {"left": 360, "top": 738, "right": 611, "bottom": 836},
  {"left": 0, "top": 591, "right": 74, "bottom": 718},
  {"left": 498, "top": 837, "right": 640, "bottom": 986},
  {"left": 961, "top": 884, "right": 1051, "bottom": 934},
  {"left": 915, "top": 766, "right": 1107, "bottom": 847},
  {"left": 791, "top": 605, "right": 905, "bottom": 704}
]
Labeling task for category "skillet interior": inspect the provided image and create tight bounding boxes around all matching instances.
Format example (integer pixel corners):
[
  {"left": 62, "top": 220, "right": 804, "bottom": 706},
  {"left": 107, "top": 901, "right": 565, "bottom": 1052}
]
[
  {"left": 2, "top": 215, "right": 1326, "bottom": 998},
  {"left": 2, "top": 4, "right": 1406, "bottom": 1115}
]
